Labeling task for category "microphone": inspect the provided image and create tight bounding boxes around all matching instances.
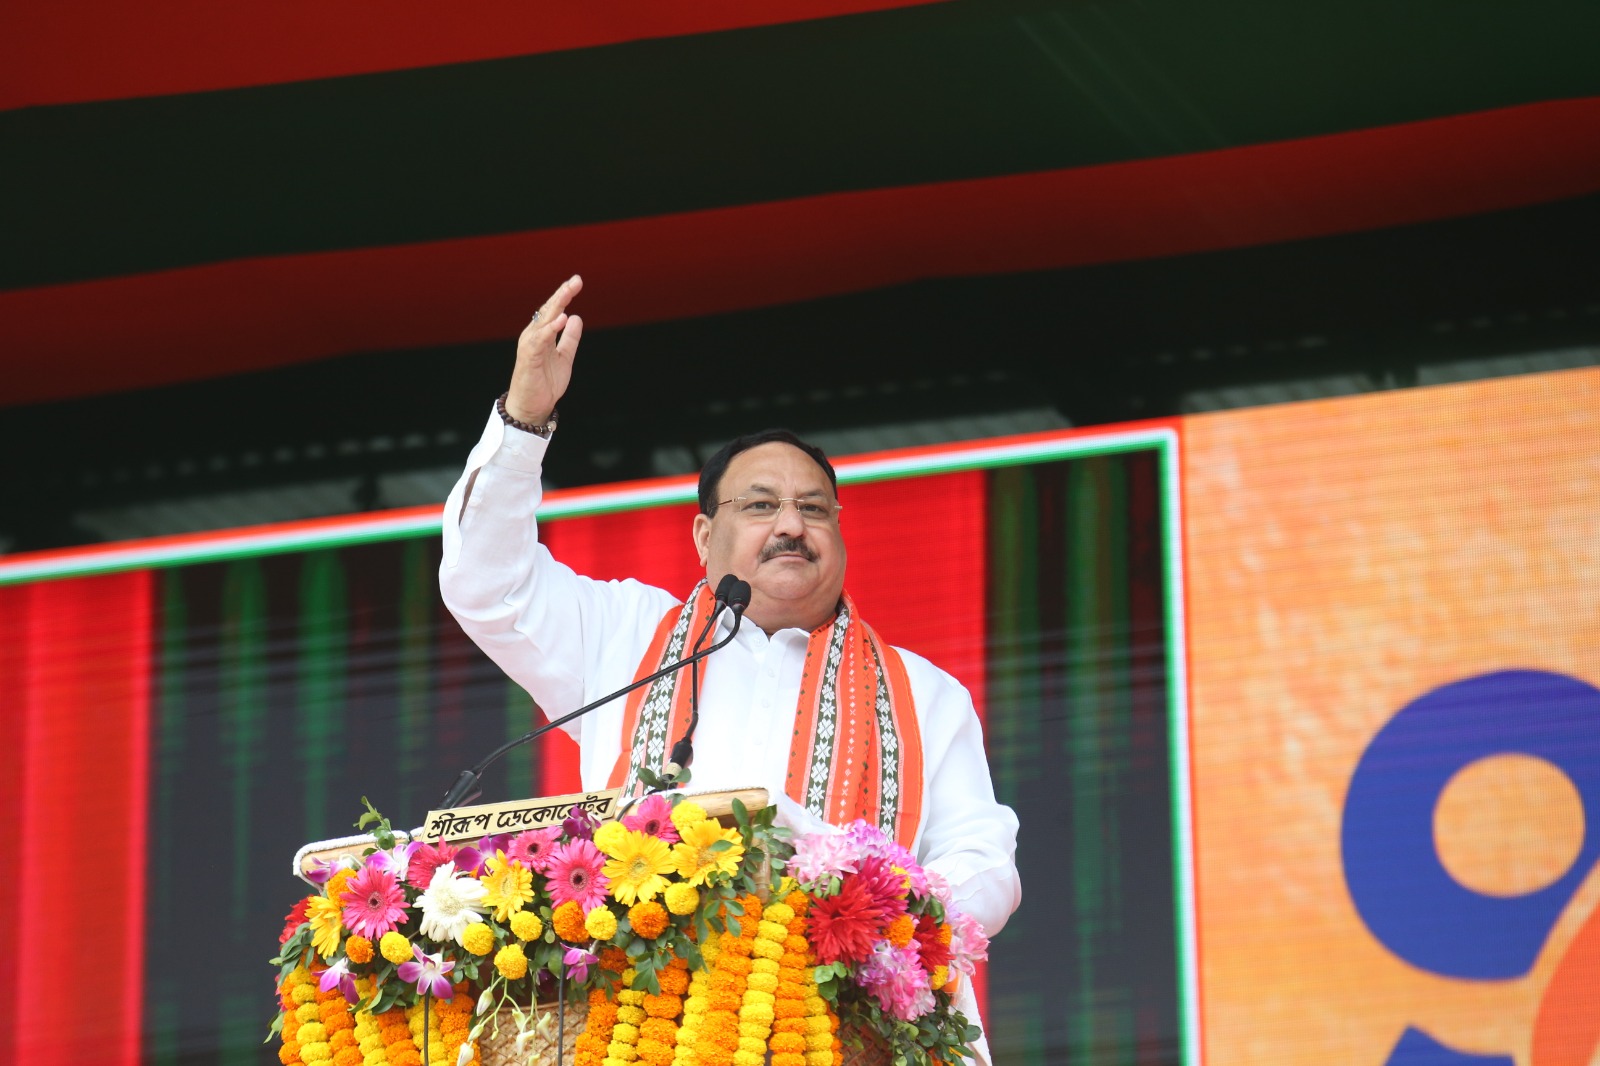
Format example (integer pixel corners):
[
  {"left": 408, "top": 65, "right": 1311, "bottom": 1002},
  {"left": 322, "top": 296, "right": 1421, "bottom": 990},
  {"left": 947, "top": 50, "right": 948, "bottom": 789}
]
[
  {"left": 663, "top": 578, "right": 752, "bottom": 778},
  {"left": 436, "top": 577, "right": 748, "bottom": 809}
]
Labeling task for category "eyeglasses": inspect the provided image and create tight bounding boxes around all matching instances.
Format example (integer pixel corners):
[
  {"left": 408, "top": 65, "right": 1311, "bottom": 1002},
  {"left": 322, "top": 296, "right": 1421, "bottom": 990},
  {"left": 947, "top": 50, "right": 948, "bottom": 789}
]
[{"left": 716, "top": 493, "right": 842, "bottom": 524}]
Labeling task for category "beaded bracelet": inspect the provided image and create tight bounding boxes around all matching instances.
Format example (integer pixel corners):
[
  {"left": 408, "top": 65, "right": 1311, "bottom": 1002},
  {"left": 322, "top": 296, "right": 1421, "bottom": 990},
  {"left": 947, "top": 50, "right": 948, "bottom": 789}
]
[{"left": 496, "top": 392, "right": 558, "bottom": 438}]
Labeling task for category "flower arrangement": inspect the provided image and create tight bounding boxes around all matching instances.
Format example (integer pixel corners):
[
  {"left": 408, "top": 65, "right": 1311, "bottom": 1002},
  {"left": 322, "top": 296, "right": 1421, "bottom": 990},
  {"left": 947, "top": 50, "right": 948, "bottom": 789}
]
[
  {"left": 272, "top": 791, "right": 987, "bottom": 1066},
  {"left": 784, "top": 821, "right": 987, "bottom": 1066}
]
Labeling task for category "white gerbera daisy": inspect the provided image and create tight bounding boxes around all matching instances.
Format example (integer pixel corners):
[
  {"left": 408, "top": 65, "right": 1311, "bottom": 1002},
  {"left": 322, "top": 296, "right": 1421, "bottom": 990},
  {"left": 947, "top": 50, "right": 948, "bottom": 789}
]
[{"left": 415, "top": 861, "right": 490, "bottom": 946}]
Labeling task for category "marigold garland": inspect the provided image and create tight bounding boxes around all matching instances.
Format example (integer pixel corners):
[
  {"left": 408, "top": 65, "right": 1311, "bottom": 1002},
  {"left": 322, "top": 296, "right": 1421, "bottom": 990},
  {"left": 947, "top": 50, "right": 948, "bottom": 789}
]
[
  {"left": 670, "top": 923, "right": 722, "bottom": 1066},
  {"left": 576, "top": 986, "right": 622, "bottom": 1066}
]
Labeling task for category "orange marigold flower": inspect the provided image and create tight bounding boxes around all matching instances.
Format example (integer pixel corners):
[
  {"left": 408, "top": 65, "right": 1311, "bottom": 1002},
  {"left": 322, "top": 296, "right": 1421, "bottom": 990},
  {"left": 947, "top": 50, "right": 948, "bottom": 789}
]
[
  {"left": 600, "top": 946, "right": 631, "bottom": 972},
  {"left": 643, "top": 993, "right": 682, "bottom": 1018},
  {"left": 773, "top": 1054, "right": 807, "bottom": 1066},
  {"left": 640, "top": 1018, "right": 678, "bottom": 1043},
  {"left": 657, "top": 967, "right": 689, "bottom": 995},
  {"left": 343, "top": 935, "right": 374, "bottom": 965},
  {"left": 629, "top": 901, "right": 670, "bottom": 939},
  {"left": 277, "top": 1044, "right": 299, "bottom": 1065},
  {"left": 553, "top": 900, "right": 590, "bottom": 942},
  {"left": 770, "top": 1033, "right": 806, "bottom": 1054},
  {"left": 885, "top": 914, "right": 915, "bottom": 949},
  {"left": 333, "top": 1047, "right": 363, "bottom": 1066}
]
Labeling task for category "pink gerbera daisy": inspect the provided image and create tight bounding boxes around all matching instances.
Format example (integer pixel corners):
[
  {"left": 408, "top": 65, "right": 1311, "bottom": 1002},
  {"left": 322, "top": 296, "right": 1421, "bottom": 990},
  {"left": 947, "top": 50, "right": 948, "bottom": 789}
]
[
  {"left": 622, "top": 795, "right": 680, "bottom": 843},
  {"left": 340, "top": 863, "right": 409, "bottom": 940},
  {"left": 506, "top": 827, "right": 564, "bottom": 874},
  {"left": 545, "top": 838, "right": 609, "bottom": 912}
]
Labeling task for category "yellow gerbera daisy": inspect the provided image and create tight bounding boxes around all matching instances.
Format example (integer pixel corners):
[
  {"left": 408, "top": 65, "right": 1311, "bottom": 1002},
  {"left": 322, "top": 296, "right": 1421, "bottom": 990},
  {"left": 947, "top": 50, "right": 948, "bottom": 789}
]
[
  {"left": 306, "top": 895, "right": 344, "bottom": 959},
  {"left": 671, "top": 819, "right": 745, "bottom": 886},
  {"left": 480, "top": 850, "right": 535, "bottom": 922},
  {"left": 602, "top": 829, "right": 676, "bottom": 905}
]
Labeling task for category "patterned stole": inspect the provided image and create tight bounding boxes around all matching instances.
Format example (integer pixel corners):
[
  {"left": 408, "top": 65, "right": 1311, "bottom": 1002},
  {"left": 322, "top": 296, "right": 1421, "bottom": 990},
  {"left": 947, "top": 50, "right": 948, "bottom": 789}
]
[{"left": 607, "top": 580, "right": 924, "bottom": 848}]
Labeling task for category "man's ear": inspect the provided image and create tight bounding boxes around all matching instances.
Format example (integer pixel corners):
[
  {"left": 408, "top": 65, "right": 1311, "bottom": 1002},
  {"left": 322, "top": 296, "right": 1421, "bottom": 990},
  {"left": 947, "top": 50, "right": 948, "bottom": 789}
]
[{"left": 692, "top": 512, "right": 711, "bottom": 567}]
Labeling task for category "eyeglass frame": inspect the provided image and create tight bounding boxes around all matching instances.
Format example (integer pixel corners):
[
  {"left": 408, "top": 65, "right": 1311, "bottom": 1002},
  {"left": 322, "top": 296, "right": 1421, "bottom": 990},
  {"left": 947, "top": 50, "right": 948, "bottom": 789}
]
[{"left": 713, "top": 493, "right": 843, "bottom": 523}]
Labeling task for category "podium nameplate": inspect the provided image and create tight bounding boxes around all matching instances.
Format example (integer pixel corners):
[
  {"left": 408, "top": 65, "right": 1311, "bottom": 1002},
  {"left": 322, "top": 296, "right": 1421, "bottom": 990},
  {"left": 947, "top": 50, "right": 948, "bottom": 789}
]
[{"left": 419, "top": 788, "right": 622, "bottom": 843}]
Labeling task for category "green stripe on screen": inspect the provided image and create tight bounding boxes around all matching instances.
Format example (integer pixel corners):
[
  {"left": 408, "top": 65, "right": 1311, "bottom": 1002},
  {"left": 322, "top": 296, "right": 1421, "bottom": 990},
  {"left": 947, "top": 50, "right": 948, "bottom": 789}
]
[
  {"left": 221, "top": 559, "right": 268, "bottom": 926},
  {"left": 147, "top": 569, "right": 188, "bottom": 1066},
  {"left": 4, "top": 0, "right": 1596, "bottom": 289}
]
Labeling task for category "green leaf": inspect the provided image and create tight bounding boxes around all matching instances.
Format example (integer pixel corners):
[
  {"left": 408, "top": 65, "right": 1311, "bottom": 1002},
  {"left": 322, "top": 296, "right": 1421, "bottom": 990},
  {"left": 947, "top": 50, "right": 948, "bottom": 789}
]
[{"left": 731, "top": 798, "right": 750, "bottom": 831}]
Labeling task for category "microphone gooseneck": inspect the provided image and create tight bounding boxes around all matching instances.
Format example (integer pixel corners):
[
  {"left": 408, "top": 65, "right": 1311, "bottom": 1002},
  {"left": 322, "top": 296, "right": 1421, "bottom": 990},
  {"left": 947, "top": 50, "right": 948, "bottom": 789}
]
[
  {"left": 664, "top": 578, "right": 752, "bottom": 779},
  {"left": 436, "top": 577, "right": 750, "bottom": 810}
]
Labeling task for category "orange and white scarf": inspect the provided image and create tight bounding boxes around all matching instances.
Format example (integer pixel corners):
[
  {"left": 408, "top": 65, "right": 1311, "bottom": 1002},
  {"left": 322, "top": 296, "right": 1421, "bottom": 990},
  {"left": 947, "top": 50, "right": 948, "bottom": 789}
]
[{"left": 607, "top": 580, "right": 924, "bottom": 848}]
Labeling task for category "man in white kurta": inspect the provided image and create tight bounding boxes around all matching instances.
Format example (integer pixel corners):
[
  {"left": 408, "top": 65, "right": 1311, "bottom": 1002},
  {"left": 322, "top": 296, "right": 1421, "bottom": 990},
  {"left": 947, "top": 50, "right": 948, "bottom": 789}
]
[{"left": 438, "top": 275, "right": 1019, "bottom": 1062}]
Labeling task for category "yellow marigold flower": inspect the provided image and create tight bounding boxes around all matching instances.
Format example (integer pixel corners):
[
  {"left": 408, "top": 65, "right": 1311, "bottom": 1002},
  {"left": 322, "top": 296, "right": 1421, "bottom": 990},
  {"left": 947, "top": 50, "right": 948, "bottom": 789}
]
[
  {"left": 379, "top": 932, "right": 413, "bottom": 964},
  {"left": 292, "top": 983, "right": 319, "bottom": 1005},
  {"left": 299, "top": 1023, "right": 328, "bottom": 1044},
  {"left": 345, "top": 935, "right": 374, "bottom": 964},
  {"left": 462, "top": 922, "right": 495, "bottom": 956},
  {"left": 664, "top": 882, "right": 699, "bottom": 916},
  {"left": 586, "top": 906, "right": 620, "bottom": 940},
  {"left": 494, "top": 943, "right": 529, "bottom": 980},
  {"left": 746, "top": 973, "right": 778, "bottom": 994},
  {"left": 507, "top": 910, "right": 541, "bottom": 941},
  {"left": 480, "top": 850, "right": 535, "bottom": 923},
  {"left": 931, "top": 965, "right": 949, "bottom": 990},
  {"left": 594, "top": 820, "right": 630, "bottom": 856},
  {"left": 300, "top": 1041, "right": 333, "bottom": 1063},
  {"left": 668, "top": 801, "right": 707, "bottom": 835},
  {"left": 617, "top": 1006, "right": 647, "bottom": 1026}
]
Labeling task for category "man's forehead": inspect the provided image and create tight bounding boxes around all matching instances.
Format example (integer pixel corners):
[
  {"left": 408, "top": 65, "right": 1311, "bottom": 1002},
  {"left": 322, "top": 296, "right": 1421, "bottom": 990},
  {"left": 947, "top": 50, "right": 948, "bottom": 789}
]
[{"left": 722, "top": 442, "right": 832, "bottom": 493}]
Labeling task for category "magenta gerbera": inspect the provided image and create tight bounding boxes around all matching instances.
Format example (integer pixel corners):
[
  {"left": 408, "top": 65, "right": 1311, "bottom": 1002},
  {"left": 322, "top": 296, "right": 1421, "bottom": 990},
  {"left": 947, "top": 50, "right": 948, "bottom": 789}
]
[
  {"left": 506, "top": 827, "right": 563, "bottom": 873},
  {"left": 340, "top": 863, "right": 408, "bottom": 940},
  {"left": 621, "top": 795, "right": 680, "bottom": 843},
  {"left": 545, "top": 838, "right": 608, "bottom": 912}
]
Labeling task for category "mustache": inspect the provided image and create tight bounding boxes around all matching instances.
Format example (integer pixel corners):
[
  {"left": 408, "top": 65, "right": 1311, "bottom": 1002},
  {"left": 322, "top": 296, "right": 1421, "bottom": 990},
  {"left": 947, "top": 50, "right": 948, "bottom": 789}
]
[{"left": 760, "top": 535, "right": 818, "bottom": 563}]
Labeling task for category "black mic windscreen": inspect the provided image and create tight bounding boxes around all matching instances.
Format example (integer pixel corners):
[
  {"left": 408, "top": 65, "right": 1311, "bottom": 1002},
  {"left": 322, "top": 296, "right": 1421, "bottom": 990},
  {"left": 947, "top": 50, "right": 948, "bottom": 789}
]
[
  {"left": 713, "top": 573, "right": 739, "bottom": 604},
  {"left": 728, "top": 579, "right": 753, "bottom": 612}
]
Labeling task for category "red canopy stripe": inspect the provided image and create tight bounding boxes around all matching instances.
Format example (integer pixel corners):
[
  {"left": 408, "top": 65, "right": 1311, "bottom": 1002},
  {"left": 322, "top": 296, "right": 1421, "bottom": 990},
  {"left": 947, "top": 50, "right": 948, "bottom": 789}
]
[{"left": 3, "top": 97, "right": 1596, "bottom": 409}]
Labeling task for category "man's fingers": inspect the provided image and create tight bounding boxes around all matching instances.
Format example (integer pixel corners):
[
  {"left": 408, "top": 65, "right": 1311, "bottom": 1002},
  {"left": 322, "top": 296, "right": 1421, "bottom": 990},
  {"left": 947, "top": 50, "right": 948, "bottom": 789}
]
[
  {"left": 555, "top": 315, "right": 584, "bottom": 360},
  {"left": 535, "top": 274, "right": 583, "bottom": 324}
]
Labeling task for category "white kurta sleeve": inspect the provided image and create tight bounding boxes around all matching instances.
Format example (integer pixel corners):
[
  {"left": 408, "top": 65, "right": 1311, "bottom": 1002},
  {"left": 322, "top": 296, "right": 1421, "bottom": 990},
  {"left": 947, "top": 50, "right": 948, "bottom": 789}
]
[
  {"left": 438, "top": 408, "right": 678, "bottom": 760},
  {"left": 902, "top": 651, "right": 1022, "bottom": 939}
]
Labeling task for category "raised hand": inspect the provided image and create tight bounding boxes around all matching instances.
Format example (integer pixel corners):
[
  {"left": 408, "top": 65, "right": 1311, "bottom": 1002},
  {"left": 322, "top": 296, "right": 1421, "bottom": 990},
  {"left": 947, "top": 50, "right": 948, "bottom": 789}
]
[{"left": 506, "top": 274, "right": 584, "bottom": 425}]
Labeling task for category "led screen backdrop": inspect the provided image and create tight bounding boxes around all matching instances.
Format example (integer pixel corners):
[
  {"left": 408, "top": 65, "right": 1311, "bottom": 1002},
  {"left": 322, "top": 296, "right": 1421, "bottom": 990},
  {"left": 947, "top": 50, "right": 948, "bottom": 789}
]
[
  {"left": 1, "top": 366, "right": 1595, "bottom": 1066},
  {"left": 0, "top": 426, "right": 1190, "bottom": 1066},
  {"left": 1184, "top": 367, "right": 1600, "bottom": 1066}
]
